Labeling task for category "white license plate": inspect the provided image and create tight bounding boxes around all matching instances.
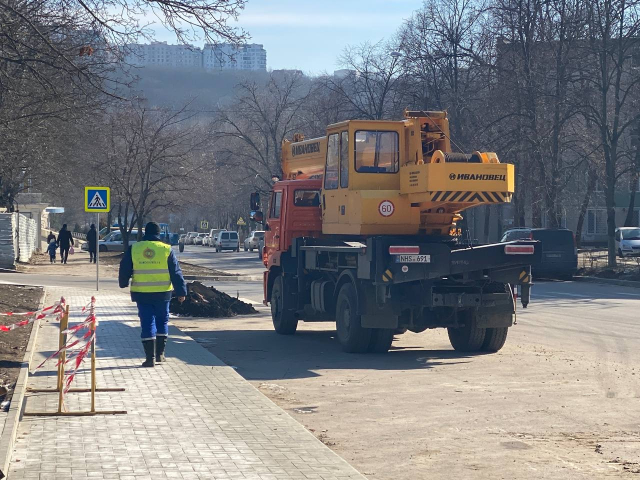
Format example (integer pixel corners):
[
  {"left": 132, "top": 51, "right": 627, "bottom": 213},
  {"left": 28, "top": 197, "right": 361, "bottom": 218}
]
[{"left": 395, "top": 254, "right": 431, "bottom": 263}]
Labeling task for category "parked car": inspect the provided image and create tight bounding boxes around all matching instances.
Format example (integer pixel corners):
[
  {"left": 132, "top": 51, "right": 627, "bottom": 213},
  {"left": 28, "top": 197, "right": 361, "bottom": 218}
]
[
  {"left": 500, "top": 228, "right": 577, "bottom": 279},
  {"left": 243, "top": 231, "right": 265, "bottom": 251},
  {"left": 185, "top": 232, "right": 198, "bottom": 245},
  {"left": 615, "top": 227, "right": 640, "bottom": 257},
  {"left": 97, "top": 230, "right": 139, "bottom": 252},
  {"left": 215, "top": 231, "right": 239, "bottom": 252},
  {"left": 208, "top": 229, "right": 223, "bottom": 247},
  {"left": 194, "top": 233, "right": 207, "bottom": 245}
]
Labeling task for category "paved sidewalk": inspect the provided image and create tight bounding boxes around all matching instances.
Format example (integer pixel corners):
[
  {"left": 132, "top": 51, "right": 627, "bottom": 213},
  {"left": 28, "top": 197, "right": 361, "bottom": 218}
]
[{"left": 9, "top": 289, "right": 366, "bottom": 480}]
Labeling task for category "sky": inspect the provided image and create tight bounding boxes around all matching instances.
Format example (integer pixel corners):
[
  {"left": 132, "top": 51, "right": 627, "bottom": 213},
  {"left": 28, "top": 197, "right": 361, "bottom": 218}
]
[{"left": 150, "top": 0, "right": 420, "bottom": 75}]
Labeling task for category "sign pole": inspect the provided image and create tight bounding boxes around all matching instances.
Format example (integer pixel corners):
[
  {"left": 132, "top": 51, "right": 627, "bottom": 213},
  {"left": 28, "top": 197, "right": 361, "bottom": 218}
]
[{"left": 96, "top": 213, "right": 99, "bottom": 291}]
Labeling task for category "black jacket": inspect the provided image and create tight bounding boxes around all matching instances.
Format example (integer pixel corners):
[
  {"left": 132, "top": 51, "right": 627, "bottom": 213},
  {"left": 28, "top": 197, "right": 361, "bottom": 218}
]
[
  {"left": 57, "top": 229, "right": 74, "bottom": 249},
  {"left": 86, "top": 228, "right": 97, "bottom": 252},
  {"left": 118, "top": 234, "right": 187, "bottom": 303}
]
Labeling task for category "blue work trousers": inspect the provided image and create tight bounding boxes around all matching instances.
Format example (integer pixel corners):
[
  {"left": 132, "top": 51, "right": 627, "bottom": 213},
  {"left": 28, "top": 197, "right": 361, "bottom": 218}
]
[{"left": 136, "top": 301, "right": 170, "bottom": 341}]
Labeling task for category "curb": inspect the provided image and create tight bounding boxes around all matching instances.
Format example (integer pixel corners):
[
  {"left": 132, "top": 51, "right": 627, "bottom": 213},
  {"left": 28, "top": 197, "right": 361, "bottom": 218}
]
[
  {"left": 183, "top": 275, "right": 263, "bottom": 282},
  {"left": 574, "top": 275, "right": 640, "bottom": 288},
  {"left": 0, "top": 288, "right": 45, "bottom": 479}
]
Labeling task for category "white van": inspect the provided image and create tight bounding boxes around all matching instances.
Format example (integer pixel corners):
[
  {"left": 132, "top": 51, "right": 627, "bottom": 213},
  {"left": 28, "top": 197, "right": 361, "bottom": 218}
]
[
  {"left": 215, "top": 231, "right": 240, "bottom": 252},
  {"left": 208, "top": 229, "right": 223, "bottom": 248}
]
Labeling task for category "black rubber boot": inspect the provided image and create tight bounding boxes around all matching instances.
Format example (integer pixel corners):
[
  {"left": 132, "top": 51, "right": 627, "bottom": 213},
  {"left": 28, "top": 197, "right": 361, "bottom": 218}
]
[
  {"left": 141, "top": 340, "right": 155, "bottom": 367},
  {"left": 155, "top": 337, "right": 167, "bottom": 363}
]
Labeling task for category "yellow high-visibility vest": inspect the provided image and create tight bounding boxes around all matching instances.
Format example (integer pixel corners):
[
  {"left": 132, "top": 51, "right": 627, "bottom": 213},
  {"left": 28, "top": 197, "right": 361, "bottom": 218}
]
[{"left": 131, "top": 241, "right": 172, "bottom": 293}]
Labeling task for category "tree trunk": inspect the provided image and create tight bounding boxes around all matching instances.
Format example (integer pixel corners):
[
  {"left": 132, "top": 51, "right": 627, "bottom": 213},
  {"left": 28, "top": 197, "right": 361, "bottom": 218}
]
[
  {"left": 624, "top": 177, "right": 637, "bottom": 227},
  {"left": 575, "top": 168, "right": 596, "bottom": 248},
  {"left": 531, "top": 185, "right": 543, "bottom": 228},
  {"left": 624, "top": 152, "right": 639, "bottom": 226},
  {"left": 137, "top": 215, "right": 144, "bottom": 241},
  {"left": 605, "top": 151, "right": 617, "bottom": 266}
]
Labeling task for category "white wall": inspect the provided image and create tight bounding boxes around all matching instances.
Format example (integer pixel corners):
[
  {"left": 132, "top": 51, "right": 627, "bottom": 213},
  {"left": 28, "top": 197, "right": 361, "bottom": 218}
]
[{"left": 0, "top": 213, "right": 38, "bottom": 268}]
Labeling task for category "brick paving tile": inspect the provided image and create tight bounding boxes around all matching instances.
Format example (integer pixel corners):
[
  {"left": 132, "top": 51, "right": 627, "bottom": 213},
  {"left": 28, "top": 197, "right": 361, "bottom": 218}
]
[{"left": 8, "top": 289, "right": 365, "bottom": 480}]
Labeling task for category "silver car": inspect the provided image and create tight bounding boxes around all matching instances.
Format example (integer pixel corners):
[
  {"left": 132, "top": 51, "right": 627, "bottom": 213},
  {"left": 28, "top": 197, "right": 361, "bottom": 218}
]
[
  {"left": 243, "top": 231, "right": 265, "bottom": 251},
  {"left": 194, "top": 233, "right": 207, "bottom": 245},
  {"left": 185, "top": 232, "right": 198, "bottom": 245},
  {"left": 98, "top": 231, "right": 138, "bottom": 252}
]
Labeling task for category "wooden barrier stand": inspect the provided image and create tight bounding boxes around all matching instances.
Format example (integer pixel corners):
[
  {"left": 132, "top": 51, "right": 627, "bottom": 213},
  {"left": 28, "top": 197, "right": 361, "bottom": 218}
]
[{"left": 25, "top": 300, "right": 126, "bottom": 417}]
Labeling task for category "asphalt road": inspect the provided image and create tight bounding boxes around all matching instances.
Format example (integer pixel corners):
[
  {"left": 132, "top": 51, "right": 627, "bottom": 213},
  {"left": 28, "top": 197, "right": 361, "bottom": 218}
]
[
  {"left": 173, "top": 253, "right": 640, "bottom": 479},
  {"left": 174, "top": 245, "right": 266, "bottom": 277},
  {"left": 6, "top": 247, "right": 640, "bottom": 478}
]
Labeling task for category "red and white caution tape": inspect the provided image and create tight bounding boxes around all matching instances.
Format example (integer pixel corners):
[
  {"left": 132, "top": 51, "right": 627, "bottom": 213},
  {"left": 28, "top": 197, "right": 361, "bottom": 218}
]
[
  {"left": 35, "top": 297, "right": 97, "bottom": 393},
  {"left": 0, "top": 298, "right": 65, "bottom": 332}
]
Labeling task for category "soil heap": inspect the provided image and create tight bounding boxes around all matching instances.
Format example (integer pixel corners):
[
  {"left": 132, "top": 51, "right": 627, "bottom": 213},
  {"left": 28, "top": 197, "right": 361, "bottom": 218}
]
[{"left": 170, "top": 281, "right": 257, "bottom": 317}]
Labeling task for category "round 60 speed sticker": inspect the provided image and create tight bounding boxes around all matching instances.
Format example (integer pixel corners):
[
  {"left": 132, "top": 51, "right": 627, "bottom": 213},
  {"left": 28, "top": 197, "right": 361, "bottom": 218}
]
[{"left": 378, "top": 200, "right": 395, "bottom": 217}]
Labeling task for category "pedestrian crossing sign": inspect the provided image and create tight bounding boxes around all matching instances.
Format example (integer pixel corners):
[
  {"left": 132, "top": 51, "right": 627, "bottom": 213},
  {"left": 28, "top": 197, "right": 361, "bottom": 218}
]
[{"left": 84, "top": 186, "right": 110, "bottom": 213}]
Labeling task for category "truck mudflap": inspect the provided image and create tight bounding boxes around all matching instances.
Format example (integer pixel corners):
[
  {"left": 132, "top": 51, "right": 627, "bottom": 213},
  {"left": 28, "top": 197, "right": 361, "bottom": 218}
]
[{"left": 365, "top": 237, "right": 539, "bottom": 286}]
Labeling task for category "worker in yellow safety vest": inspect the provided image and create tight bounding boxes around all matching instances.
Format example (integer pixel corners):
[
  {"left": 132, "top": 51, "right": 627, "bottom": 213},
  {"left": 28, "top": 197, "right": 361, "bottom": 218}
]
[{"left": 119, "top": 222, "right": 187, "bottom": 367}]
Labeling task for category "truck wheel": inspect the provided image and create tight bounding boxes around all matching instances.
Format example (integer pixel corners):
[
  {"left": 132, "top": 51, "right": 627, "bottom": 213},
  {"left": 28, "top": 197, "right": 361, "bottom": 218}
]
[
  {"left": 447, "top": 310, "right": 486, "bottom": 352},
  {"left": 336, "top": 283, "right": 371, "bottom": 353},
  {"left": 271, "top": 276, "right": 298, "bottom": 335},
  {"left": 481, "top": 327, "right": 508, "bottom": 352},
  {"left": 368, "top": 329, "right": 394, "bottom": 353},
  {"left": 178, "top": 242, "right": 184, "bottom": 253}
]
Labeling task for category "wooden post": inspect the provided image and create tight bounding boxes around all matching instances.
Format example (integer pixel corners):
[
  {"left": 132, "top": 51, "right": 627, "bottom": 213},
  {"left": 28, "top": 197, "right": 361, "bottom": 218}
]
[
  {"left": 57, "top": 306, "right": 69, "bottom": 413},
  {"left": 90, "top": 302, "right": 96, "bottom": 413}
]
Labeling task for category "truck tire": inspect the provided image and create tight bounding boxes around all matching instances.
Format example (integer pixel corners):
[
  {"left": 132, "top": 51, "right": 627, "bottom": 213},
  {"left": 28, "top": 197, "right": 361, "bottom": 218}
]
[
  {"left": 447, "top": 310, "right": 486, "bottom": 352},
  {"left": 271, "top": 276, "right": 298, "bottom": 335},
  {"left": 368, "top": 329, "right": 394, "bottom": 353},
  {"left": 336, "top": 283, "right": 371, "bottom": 353},
  {"left": 178, "top": 242, "right": 184, "bottom": 253},
  {"left": 481, "top": 327, "right": 508, "bottom": 352}
]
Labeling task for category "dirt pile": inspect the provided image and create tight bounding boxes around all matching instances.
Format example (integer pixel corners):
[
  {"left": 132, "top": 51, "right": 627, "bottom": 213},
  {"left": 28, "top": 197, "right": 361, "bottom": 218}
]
[{"left": 170, "top": 281, "right": 257, "bottom": 317}]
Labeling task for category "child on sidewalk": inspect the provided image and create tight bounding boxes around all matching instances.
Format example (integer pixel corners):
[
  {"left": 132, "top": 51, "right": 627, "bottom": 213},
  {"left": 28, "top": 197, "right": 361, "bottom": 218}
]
[{"left": 47, "top": 240, "right": 57, "bottom": 263}]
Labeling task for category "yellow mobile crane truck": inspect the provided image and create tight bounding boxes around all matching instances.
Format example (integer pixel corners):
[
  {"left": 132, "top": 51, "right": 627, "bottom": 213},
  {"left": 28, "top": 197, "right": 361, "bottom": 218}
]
[{"left": 251, "top": 110, "right": 538, "bottom": 353}]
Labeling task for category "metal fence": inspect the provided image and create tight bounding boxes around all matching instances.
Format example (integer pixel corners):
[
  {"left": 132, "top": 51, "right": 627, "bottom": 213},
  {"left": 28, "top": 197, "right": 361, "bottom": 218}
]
[
  {"left": 579, "top": 249, "right": 640, "bottom": 271},
  {"left": 0, "top": 213, "right": 38, "bottom": 268}
]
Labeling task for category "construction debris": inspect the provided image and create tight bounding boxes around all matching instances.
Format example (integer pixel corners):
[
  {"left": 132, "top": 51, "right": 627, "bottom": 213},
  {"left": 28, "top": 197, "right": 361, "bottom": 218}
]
[{"left": 170, "top": 282, "right": 257, "bottom": 317}]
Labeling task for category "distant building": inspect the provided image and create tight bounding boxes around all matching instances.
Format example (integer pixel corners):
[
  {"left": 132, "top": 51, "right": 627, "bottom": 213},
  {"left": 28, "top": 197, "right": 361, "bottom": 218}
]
[
  {"left": 272, "top": 69, "right": 303, "bottom": 76},
  {"left": 125, "top": 42, "right": 203, "bottom": 69},
  {"left": 124, "top": 42, "right": 267, "bottom": 72},
  {"left": 333, "top": 69, "right": 356, "bottom": 78},
  {"left": 202, "top": 43, "right": 267, "bottom": 71}
]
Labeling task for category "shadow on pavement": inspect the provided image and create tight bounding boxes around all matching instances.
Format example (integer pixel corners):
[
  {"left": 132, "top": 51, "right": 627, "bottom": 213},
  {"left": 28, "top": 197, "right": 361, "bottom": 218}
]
[{"left": 183, "top": 327, "right": 473, "bottom": 381}]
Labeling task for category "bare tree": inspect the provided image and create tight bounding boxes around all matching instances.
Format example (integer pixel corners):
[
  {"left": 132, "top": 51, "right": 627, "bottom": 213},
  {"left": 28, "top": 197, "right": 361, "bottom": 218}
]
[
  {"left": 93, "top": 101, "right": 209, "bottom": 245},
  {"left": 321, "top": 42, "right": 407, "bottom": 121},
  {"left": 398, "top": 0, "right": 491, "bottom": 145},
  {"left": 212, "top": 71, "right": 311, "bottom": 192},
  {"left": 579, "top": 0, "right": 640, "bottom": 265}
]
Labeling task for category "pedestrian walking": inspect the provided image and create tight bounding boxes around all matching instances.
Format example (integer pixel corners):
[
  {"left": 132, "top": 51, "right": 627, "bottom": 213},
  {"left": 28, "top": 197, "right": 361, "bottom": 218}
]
[
  {"left": 87, "top": 224, "right": 97, "bottom": 263},
  {"left": 47, "top": 240, "right": 57, "bottom": 264},
  {"left": 46, "top": 231, "right": 56, "bottom": 244},
  {"left": 118, "top": 221, "right": 187, "bottom": 367},
  {"left": 56, "top": 224, "right": 74, "bottom": 265}
]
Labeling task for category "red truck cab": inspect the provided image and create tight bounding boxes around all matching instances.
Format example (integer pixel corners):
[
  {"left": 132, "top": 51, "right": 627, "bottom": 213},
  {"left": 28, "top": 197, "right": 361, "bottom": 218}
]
[{"left": 258, "top": 179, "right": 322, "bottom": 302}]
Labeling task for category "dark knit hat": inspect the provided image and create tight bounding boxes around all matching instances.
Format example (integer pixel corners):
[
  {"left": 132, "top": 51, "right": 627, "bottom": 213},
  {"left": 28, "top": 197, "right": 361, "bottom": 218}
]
[{"left": 145, "top": 222, "right": 161, "bottom": 235}]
